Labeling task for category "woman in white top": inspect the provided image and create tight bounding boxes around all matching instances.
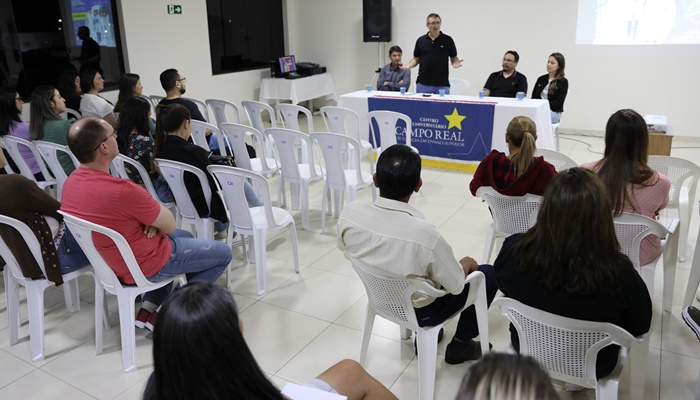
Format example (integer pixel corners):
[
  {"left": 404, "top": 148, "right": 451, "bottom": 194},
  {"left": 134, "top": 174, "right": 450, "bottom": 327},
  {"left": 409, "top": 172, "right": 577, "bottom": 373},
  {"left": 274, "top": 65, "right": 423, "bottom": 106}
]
[{"left": 79, "top": 69, "right": 118, "bottom": 129}]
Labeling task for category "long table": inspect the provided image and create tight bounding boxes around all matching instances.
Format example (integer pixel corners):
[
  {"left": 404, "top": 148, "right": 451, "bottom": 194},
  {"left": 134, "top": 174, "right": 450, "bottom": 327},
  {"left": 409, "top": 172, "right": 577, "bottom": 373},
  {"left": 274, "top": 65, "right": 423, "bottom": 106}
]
[
  {"left": 339, "top": 90, "right": 553, "bottom": 170},
  {"left": 260, "top": 73, "right": 337, "bottom": 105}
]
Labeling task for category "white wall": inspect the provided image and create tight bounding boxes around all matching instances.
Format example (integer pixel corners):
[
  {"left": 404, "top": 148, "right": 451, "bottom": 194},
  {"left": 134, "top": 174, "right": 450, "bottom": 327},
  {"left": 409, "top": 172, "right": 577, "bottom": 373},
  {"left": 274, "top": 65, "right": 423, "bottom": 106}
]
[{"left": 118, "top": 0, "right": 699, "bottom": 136}]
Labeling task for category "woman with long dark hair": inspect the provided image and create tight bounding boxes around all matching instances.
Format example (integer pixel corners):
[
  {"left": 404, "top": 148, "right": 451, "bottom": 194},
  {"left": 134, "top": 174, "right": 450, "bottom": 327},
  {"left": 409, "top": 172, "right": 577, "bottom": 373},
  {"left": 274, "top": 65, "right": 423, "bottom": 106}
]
[
  {"left": 493, "top": 168, "right": 652, "bottom": 378},
  {"left": 144, "top": 281, "right": 397, "bottom": 400},
  {"left": 531, "top": 52, "right": 568, "bottom": 124},
  {"left": 79, "top": 69, "right": 118, "bottom": 129},
  {"left": 116, "top": 96, "right": 173, "bottom": 203},
  {"left": 114, "top": 73, "right": 143, "bottom": 113},
  {"left": 581, "top": 109, "right": 670, "bottom": 265},
  {"left": 56, "top": 69, "right": 82, "bottom": 112},
  {"left": 29, "top": 85, "right": 76, "bottom": 175},
  {"left": 0, "top": 87, "right": 43, "bottom": 180},
  {"left": 470, "top": 115, "right": 556, "bottom": 196}
]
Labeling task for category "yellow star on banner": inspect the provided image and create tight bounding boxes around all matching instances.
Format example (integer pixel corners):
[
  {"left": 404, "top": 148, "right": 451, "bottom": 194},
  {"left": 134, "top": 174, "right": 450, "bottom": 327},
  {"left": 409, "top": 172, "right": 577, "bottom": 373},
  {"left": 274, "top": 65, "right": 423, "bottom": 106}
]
[{"left": 444, "top": 107, "right": 466, "bottom": 130}]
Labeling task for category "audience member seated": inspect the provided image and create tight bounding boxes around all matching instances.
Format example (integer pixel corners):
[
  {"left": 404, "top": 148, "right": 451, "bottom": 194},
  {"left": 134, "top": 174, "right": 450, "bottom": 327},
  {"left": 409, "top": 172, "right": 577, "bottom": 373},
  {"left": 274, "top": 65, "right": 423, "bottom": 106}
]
[
  {"left": 0, "top": 87, "right": 43, "bottom": 180},
  {"left": 339, "top": 144, "right": 498, "bottom": 364},
  {"left": 0, "top": 174, "right": 90, "bottom": 284},
  {"left": 56, "top": 69, "right": 82, "bottom": 113},
  {"left": 79, "top": 69, "right": 118, "bottom": 129},
  {"left": 482, "top": 50, "right": 527, "bottom": 98},
  {"left": 29, "top": 85, "right": 76, "bottom": 175},
  {"left": 377, "top": 45, "right": 410, "bottom": 92},
  {"left": 455, "top": 352, "right": 559, "bottom": 400},
  {"left": 470, "top": 116, "right": 555, "bottom": 196},
  {"left": 61, "top": 117, "right": 230, "bottom": 331},
  {"left": 153, "top": 104, "right": 262, "bottom": 240},
  {"left": 114, "top": 73, "right": 144, "bottom": 114},
  {"left": 581, "top": 109, "right": 670, "bottom": 265},
  {"left": 143, "top": 281, "right": 399, "bottom": 400},
  {"left": 493, "top": 168, "right": 652, "bottom": 378},
  {"left": 116, "top": 96, "right": 173, "bottom": 203},
  {"left": 531, "top": 52, "right": 568, "bottom": 124}
]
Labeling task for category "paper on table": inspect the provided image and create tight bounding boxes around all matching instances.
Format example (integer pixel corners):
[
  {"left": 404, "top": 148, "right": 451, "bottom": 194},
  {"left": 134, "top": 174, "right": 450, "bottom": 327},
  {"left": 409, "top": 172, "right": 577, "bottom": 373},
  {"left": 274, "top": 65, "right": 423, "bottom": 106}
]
[{"left": 281, "top": 382, "right": 348, "bottom": 400}]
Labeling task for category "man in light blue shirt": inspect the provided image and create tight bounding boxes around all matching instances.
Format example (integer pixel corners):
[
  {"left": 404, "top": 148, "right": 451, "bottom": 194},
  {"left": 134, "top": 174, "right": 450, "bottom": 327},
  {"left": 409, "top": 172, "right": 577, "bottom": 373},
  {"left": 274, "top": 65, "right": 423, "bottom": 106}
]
[{"left": 377, "top": 46, "right": 410, "bottom": 92}]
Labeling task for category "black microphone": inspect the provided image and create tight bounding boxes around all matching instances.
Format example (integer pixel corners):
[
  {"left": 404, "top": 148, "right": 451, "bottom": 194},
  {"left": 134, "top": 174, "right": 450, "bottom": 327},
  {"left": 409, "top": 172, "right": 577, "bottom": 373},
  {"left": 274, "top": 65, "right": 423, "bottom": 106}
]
[{"left": 367, "top": 68, "right": 381, "bottom": 88}]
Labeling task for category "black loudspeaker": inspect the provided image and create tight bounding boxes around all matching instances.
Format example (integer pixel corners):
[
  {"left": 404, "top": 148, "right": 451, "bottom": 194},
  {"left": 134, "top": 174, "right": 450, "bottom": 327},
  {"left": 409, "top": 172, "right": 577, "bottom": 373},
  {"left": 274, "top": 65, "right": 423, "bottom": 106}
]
[{"left": 363, "top": 0, "right": 391, "bottom": 42}]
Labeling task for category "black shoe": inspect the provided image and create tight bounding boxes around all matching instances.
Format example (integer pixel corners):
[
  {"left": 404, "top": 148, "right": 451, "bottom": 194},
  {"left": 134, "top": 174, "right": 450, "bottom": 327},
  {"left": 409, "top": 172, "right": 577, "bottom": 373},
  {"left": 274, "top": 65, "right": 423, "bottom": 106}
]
[
  {"left": 444, "top": 340, "right": 492, "bottom": 364},
  {"left": 683, "top": 306, "right": 700, "bottom": 341},
  {"left": 414, "top": 328, "right": 444, "bottom": 356}
]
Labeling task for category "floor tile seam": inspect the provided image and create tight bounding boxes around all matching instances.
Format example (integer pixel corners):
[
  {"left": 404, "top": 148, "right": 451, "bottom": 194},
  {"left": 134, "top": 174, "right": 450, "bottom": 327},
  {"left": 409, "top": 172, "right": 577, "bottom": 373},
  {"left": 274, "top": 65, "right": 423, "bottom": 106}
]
[
  {"left": 36, "top": 366, "right": 101, "bottom": 399},
  {"left": 267, "top": 322, "right": 336, "bottom": 379}
]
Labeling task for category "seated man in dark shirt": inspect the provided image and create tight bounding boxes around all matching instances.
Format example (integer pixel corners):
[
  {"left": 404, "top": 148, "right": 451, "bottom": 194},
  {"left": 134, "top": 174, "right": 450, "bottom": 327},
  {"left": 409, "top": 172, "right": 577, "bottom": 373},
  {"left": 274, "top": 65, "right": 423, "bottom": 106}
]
[
  {"left": 483, "top": 50, "right": 528, "bottom": 98},
  {"left": 377, "top": 46, "right": 410, "bottom": 92}
]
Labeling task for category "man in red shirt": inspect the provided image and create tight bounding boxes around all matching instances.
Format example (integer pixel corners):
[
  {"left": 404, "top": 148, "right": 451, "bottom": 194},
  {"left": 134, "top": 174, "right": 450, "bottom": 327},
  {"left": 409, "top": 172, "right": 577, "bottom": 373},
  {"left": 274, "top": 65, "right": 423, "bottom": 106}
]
[{"left": 61, "top": 117, "right": 231, "bottom": 330}]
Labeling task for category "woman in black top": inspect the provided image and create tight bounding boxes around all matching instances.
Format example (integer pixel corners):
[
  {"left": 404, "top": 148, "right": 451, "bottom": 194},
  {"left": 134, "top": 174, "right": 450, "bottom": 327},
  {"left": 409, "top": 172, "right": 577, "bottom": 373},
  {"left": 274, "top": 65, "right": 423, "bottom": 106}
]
[
  {"left": 493, "top": 168, "right": 652, "bottom": 378},
  {"left": 531, "top": 52, "right": 568, "bottom": 124}
]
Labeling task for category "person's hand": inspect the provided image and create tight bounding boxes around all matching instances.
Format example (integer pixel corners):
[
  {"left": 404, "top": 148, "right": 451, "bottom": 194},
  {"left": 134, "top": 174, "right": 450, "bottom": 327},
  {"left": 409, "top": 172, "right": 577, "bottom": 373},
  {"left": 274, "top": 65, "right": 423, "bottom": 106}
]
[
  {"left": 143, "top": 225, "right": 159, "bottom": 239},
  {"left": 383, "top": 81, "right": 389, "bottom": 86},
  {"left": 452, "top": 59, "right": 464, "bottom": 68},
  {"left": 459, "top": 256, "right": 479, "bottom": 275},
  {"left": 400, "top": 64, "right": 411, "bottom": 70}
]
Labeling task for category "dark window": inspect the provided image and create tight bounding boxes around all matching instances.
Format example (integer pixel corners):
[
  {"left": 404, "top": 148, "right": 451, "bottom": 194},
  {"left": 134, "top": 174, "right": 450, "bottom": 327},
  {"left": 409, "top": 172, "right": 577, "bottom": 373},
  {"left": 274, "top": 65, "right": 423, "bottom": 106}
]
[
  {"left": 206, "top": 0, "right": 285, "bottom": 75},
  {"left": 0, "top": 0, "right": 125, "bottom": 98}
]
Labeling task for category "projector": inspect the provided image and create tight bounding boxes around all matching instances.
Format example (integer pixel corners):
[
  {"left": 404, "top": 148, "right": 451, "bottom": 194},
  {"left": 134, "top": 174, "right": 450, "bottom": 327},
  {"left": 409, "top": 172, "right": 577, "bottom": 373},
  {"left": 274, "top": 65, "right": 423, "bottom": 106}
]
[{"left": 643, "top": 115, "right": 671, "bottom": 134}]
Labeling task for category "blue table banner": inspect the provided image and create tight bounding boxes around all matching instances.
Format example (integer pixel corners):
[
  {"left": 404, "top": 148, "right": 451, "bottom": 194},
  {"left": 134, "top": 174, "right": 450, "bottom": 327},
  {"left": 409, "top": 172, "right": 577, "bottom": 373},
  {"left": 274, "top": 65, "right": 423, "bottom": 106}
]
[{"left": 368, "top": 96, "right": 495, "bottom": 162}]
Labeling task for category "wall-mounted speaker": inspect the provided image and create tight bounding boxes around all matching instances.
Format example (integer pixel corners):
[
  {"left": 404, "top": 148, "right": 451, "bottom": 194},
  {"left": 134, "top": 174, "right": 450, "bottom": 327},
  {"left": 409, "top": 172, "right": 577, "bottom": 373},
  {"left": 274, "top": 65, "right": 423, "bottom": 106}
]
[{"left": 363, "top": 0, "right": 391, "bottom": 42}]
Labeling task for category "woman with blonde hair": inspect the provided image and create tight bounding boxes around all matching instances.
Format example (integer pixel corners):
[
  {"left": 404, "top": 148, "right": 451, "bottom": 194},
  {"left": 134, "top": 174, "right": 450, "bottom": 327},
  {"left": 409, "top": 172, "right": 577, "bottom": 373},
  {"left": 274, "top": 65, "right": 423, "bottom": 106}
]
[
  {"left": 581, "top": 109, "right": 670, "bottom": 265},
  {"left": 469, "top": 116, "right": 555, "bottom": 196}
]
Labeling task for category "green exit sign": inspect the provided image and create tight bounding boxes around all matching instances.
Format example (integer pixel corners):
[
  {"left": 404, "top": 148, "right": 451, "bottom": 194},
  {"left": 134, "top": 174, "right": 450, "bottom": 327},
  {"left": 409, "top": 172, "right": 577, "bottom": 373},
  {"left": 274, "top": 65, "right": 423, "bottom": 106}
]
[{"left": 167, "top": 5, "right": 182, "bottom": 14}]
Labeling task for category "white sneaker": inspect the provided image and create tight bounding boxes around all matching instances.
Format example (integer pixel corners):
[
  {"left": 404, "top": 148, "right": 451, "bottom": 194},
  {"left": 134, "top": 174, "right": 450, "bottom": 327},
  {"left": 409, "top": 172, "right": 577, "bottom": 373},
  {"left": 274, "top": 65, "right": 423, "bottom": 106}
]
[
  {"left": 565, "top": 383, "right": 585, "bottom": 392},
  {"left": 214, "top": 230, "right": 228, "bottom": 240}
]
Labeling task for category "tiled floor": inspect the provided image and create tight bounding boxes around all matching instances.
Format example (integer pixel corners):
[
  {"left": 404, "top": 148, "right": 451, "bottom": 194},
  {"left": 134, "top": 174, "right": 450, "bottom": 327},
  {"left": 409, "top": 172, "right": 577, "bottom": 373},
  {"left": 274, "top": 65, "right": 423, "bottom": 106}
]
[{"left": 1, "top": 130, "right": 700, "bottom": 399}]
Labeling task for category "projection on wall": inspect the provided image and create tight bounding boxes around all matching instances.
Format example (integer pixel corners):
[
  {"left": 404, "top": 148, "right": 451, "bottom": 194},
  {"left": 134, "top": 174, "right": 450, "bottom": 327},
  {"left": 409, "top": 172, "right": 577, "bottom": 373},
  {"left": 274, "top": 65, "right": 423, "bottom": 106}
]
[
  {"left": 69, "top": 0, "right": 117, "bottom": 47},
  {"left": 577, "top": 0, "right": 700, "bottom": 44}
]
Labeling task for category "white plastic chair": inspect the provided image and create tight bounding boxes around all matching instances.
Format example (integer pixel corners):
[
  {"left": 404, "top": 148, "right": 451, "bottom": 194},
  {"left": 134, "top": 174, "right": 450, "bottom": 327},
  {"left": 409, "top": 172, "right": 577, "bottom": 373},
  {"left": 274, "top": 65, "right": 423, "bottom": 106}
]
[
  {"left": 277, "top": 103, "right": 316, "bottom": 163},
  {"left": 493, "top": 297, "right": 642, "bottom": 400},
  {"left": 321, "top": 106, "right": 375, "bottom": 172},
  {"left": 34, "top": 141, "right": 76, "bottom": 200},
  {"left": 182, "top": 97, "right": 210, "bottom": 123},
  {"left": 220, "top": 123, "right": 279, "bottom": 178},
  {"left": 206, "top": 98, "right": 241, "bottom": 127},
  {"left": 268, "top": 128, "right": 324, "bottom": 230},
  {"left": 63, "top": 107, "right": 82, "bottom": 120},
  {"left": 310, "top": 132, "right": 376, "bottom": 233},
  {"left": 149, "top": 95, "right": 164, "bottom": 110},
  {"left": 534, "top": 148, "right": 578, "bottom": 172},
  {"left": 190, "top": 120, "right": 229, "bottom": 155},
  {"left": 0, "top": 214, "right": 105, "bottom": 362},
  {"left": 1, "top": 135, "right": 57, "bottom": 193},
  {"left": 368, "top": 110, "right": 417, "bottom": 155},
  {"left": 59, "top": 211, "right": 187, "bottom": 372},
  {"left": 647, "top": 156, "right": 700, "bottom": 262},
  {"left": 207, "top": 165, "right": 299, "bottom": 294},
  {"left": 475, "top": 186, "right": 543, "bottom": 263},
  {"left": 154, "top": 159, "right": 217, "bottom": 240},
  {"left": 613, "top": 213, "right": 679, "bottom": 313},
  {"left": 448, "top": 78, "right": 470, "bottom": 95},
  {"left": 242, "top": 100, "right": 277, "bottom": 159},
  {"left": 110, "top": 154, "right": 180, "bottom": 227},
  {"left": 350, "top": 258, "right": 489, "bottom": 400}
]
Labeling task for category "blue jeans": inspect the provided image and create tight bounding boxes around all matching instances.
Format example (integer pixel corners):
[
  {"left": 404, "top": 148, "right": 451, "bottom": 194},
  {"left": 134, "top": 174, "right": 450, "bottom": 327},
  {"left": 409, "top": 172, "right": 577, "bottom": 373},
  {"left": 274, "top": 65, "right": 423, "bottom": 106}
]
[
  {"left": 416, "top": 83, "right": 450, "bottom": 95},
  {"left": 153, "top": 175, "right": 174, "bottom": 203},
  {"left": 551, "top": 111, "right": 562, "bottom": 124},
  {"left": 144, "top": 229, "right": 231, "bottom": 305}
]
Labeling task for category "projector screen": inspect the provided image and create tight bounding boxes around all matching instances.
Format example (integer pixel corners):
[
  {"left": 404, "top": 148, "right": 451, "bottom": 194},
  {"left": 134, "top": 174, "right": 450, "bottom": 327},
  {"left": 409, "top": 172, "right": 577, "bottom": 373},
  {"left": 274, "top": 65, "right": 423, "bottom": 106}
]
[
  {"left": 576, "top": 0, "right": 700, "bottom": 44},
  {"left": 69, "top": 0, "right": 117, "bottom": 47}
]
